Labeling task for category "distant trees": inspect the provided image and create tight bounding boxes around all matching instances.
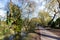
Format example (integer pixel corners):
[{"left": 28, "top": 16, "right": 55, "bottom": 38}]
[
  {"left": 20, "top": 0, "right": 37, "bottom": 33},
  {"left": 38, "top": 10, "right": 51, "bottom": 26},
  {"left": 45, "top": 0, "right": 60, "bottom": 27},
  {"left": 50, "top": 17, "right": 60, "bottom": 28},
  {"left": 55, "top": 17, "right": 60, "bottom": 28}
]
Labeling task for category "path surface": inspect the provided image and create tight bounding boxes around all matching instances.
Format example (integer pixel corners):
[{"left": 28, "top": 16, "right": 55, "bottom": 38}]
[{"left": 36, "top": 26, "right": 60, "bottom": 40}]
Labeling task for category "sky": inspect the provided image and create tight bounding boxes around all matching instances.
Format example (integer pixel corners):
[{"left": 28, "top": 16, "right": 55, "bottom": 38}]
[
  {"left": 0, "top": 0, "right": 48, "bottom": 19},
  {"left": 1, "top": 0, "right": 58, "bottom": 21},
  {"left": 21, "top": 0, "right": 50, "bottom": 19},
  {"left": 0, "top": 0, "right": 10, "bottom": 20}
]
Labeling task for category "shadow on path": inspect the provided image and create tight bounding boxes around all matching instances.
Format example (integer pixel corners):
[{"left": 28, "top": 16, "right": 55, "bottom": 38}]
[{"left": 41, "top": 34, "right": 60, "bottom": 40}]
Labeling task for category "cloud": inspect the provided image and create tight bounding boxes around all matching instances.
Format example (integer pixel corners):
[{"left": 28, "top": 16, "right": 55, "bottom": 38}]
[
  {"left": 0, "top": 3, "right": 5, "bottom": 8},
  {"left": 0, "top": 9, "right": 6, "bottom": 18},
  {"left": 0, "top": 0, "right": 9, "bottom": 9},
  {"left": 0, "top": 9, "right": 7, "bottom": 21}
]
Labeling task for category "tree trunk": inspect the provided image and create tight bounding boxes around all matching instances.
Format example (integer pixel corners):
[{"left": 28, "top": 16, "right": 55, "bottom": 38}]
[{"left": 57, "top": 0, "right": 60, "bottom": 8}]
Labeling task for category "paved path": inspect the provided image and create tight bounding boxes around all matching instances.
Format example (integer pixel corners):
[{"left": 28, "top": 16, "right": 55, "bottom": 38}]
[{"left": 36, "top": 26, "right": 60, "bottom": 40}]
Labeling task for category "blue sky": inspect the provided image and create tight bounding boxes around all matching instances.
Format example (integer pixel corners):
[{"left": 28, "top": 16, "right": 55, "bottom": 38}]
[
  {"left": 0, "top": 0, "right": 8, "bottom": 20},
  {"left": 0, "top": 0, "right": 9, "bottom": 9},
  {"left": 0, "top": 0, "right": 51, "bottom": 20}
]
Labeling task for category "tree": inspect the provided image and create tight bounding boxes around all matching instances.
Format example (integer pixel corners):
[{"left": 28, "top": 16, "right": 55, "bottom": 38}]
[
  {"left": 7, "top": 0, "right": 22, "bottom": 27},
  {"left": 6, "top": 0, "right": 23, "bottom": 40},
  {"left": 21, "top": 1, "right": 36, "bottom": 33},
  {"left": 57, "top": 0, "right": 60, "bottom": 8},
  {"left": 6, "top": 0, "right": 41, "bottom": 40},
  {"left": 38, "top": 10, "right": 51, "bottom": 26},
  {"left": 50, "top": 17, "right": 60, "bottom": 28},
  {"left": 55, "top": 17, "right": 60, "bottom": 28},
  {"left": 0, "top": 15, "right": 1, "bottom": 26},
  {"left": 45, "top": 0, "right": 59, "bottom": 25}
]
